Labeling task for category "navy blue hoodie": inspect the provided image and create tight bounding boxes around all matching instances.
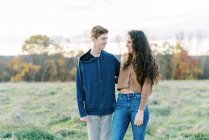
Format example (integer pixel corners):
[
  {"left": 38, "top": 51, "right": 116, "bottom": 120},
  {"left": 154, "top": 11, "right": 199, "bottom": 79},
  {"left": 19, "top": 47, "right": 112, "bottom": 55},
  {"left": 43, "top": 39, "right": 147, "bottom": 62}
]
[{"left": 76, "top": 50, "right": 120, "bottom": 117}]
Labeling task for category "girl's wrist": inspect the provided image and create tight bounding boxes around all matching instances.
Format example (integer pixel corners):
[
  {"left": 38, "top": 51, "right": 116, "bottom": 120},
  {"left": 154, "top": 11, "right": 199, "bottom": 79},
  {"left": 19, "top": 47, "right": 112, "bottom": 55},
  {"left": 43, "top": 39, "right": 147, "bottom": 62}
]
[{"left": 138, "top": 109, "right": 144, "bottom": 112}]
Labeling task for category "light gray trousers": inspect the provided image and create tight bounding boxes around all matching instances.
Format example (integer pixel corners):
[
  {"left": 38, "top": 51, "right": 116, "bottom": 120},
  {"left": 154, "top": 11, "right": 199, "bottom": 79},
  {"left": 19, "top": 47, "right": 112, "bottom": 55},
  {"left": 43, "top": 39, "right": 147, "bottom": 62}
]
[{"left": 87, "top": 114, "right": 112, "bottom": 140}]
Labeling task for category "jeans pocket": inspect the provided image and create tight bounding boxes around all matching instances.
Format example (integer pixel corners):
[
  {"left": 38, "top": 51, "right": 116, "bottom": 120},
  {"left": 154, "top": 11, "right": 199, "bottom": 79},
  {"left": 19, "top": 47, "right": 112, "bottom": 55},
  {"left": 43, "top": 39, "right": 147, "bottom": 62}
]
[
  {"left": 117, "top": 95, "right": 123, "bottom": 101},
  {"left": 116, "top": 97, "right": 126, "bottom": 109},
  {"left": 135, "top": 94, "right": 141, "bottom": 100}
]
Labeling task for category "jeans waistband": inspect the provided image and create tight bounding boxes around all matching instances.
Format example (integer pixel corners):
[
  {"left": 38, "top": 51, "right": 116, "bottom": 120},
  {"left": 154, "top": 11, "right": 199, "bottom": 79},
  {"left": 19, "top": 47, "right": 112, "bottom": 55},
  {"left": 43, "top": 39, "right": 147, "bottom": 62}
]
[{"left": 118, "top": 92, "right": 141, "bottom": 98}]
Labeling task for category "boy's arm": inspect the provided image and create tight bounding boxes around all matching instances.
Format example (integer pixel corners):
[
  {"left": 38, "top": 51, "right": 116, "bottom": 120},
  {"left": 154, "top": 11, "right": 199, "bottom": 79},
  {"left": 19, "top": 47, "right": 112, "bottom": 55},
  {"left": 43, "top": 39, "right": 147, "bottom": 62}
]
[
  {"left": 114, "top": 56, "right": 120, "bottom": 84},
  {"left": 76, "top": 62, "right": 87, "bottom": 118}
]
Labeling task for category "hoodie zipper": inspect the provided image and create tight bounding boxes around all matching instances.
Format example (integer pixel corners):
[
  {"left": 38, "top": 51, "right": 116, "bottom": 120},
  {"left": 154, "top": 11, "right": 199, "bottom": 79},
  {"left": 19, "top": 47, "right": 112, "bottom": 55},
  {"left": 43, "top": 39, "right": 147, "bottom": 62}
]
[{"left": 97, "top": 58, "right": 103, "bottom": 110}]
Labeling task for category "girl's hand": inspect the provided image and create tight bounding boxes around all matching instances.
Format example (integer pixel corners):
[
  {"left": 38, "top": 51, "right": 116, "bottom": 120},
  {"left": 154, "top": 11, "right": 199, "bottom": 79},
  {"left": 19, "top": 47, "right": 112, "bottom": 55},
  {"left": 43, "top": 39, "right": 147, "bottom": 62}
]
[{"left": 134, "top": 110, "right": 144, "bottom": 126}]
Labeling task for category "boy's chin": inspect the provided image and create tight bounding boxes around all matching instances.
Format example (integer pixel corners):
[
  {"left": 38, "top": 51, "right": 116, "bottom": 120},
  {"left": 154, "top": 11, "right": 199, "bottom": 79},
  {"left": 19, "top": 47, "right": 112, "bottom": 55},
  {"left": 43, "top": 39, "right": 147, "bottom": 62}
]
[{"left": 100, "top": 46, "right": 105, "bottom": 50}]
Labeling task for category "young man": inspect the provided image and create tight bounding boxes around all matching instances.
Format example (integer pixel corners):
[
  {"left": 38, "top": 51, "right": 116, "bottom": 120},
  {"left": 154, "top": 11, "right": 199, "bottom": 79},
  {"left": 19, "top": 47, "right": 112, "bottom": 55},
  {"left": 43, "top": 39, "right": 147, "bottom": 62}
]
[{"left": 76, "top": 25, "right": 120, "bottom": 140}]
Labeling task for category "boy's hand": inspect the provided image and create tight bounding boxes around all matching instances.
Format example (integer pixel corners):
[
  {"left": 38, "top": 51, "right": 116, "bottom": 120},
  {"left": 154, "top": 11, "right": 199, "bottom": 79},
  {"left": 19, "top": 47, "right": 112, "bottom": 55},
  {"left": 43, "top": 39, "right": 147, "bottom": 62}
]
[{"left": 80, "top": 116, "right": 88, "bottom": 122}]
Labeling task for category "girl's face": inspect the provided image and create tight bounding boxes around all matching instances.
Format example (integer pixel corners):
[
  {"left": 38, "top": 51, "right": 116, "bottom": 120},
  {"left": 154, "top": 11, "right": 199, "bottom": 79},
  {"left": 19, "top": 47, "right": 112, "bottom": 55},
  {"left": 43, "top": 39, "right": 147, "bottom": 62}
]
[{"left": 126, "top": 35, "right": 133, "bottom": 53}]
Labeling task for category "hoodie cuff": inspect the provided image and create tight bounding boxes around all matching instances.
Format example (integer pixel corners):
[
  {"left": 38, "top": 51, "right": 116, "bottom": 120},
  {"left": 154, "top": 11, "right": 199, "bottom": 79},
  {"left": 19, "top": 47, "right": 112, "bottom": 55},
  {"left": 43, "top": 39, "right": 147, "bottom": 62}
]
[{"left": 80, "top": 111, "right": 87, "bottom": 118}]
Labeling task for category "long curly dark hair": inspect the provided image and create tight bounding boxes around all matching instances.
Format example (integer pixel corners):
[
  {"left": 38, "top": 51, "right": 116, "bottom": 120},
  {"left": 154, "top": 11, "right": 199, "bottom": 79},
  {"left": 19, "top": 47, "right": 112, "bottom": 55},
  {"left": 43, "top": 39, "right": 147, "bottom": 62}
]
[{"left": 123, "top": 30, "right": 159, "bottom": 86}]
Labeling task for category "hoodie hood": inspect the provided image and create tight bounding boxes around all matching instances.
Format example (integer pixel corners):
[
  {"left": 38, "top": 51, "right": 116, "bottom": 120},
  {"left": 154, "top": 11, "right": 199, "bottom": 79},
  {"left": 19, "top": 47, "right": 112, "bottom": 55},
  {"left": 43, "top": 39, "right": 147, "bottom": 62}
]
[{"left": 79, "top": 49, "right": 103, "bottom": 63}]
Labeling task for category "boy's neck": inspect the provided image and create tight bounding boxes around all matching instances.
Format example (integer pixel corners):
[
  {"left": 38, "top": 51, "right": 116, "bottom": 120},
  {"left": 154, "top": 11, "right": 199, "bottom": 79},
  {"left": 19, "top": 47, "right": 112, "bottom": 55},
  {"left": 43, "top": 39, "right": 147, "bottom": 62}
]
[{"left": 90, "top": 47, "right": 102, "bottom": 56}]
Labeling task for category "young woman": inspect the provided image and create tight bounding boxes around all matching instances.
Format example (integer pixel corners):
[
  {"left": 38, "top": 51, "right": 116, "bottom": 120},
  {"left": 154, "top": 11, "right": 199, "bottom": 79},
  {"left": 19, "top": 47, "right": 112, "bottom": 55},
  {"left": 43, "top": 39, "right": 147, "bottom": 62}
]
[{"left": 111, "top": 30, "right": 159, "bottom": 140}]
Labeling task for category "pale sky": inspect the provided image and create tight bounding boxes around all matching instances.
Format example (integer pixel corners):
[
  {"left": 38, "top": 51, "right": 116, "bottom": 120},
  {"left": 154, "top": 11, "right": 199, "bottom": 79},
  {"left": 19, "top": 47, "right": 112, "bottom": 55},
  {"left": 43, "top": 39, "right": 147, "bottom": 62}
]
[{"left": 0, "top": 0, "right": 209, "bottom": 55}]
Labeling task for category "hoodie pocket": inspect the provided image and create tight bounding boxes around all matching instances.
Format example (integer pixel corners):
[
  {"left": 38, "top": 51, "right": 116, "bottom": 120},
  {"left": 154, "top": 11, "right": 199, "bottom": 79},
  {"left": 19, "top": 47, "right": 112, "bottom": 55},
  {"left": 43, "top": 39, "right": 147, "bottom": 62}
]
[{"left": 85, "top": 83, "right": 99, "bottom": 111}]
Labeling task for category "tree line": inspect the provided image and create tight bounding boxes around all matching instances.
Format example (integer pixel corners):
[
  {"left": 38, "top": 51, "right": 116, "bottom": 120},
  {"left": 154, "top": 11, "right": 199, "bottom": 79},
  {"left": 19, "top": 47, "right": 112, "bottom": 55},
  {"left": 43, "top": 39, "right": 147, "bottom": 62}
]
[{"left": 0, "top": 34, "right": 208, "bottom": 82}]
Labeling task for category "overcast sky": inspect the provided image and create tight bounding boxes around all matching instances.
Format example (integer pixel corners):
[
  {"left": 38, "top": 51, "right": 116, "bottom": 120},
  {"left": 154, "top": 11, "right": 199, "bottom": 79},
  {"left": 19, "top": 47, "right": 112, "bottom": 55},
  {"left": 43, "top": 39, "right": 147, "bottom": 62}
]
[{"left": 0, "top": 0, "right": 209, "bottom": 55}]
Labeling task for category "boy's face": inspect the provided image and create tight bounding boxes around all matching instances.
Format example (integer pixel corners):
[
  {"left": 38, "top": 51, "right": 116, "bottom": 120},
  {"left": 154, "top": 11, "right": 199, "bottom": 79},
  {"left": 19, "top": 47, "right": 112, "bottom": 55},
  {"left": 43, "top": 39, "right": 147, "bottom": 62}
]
[{"left": 92, "top": 34, "right": 108, "bottom": 50}]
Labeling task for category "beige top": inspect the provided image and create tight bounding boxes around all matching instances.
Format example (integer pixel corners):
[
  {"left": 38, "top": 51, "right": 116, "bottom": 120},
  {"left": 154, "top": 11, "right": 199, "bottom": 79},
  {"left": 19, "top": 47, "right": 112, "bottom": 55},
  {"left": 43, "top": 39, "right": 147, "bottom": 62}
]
[{"left": 117, "top": 53, "right": 152, "bottom": 111}]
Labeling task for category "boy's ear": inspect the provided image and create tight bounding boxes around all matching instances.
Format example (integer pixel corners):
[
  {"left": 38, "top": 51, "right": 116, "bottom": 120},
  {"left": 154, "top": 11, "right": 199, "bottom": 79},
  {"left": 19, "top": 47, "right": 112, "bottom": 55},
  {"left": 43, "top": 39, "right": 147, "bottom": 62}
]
[{"left": 91, "top": 37, "right": 96, "bottom": 42}]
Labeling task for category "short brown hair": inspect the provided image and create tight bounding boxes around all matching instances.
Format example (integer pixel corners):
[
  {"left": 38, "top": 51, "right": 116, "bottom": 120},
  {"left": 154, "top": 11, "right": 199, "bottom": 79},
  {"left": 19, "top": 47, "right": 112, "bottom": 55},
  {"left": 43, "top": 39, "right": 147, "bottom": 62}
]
[{"left": 91, "top": 25, "right": 108, "bottom": 39}]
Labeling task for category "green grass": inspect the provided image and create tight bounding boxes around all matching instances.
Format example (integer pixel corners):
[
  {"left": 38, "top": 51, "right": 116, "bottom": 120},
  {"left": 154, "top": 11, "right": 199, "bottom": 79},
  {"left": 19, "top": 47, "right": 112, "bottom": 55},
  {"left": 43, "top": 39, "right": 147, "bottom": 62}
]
[{"left": 0, "top": 81, "right": 209, "bottom": 140}]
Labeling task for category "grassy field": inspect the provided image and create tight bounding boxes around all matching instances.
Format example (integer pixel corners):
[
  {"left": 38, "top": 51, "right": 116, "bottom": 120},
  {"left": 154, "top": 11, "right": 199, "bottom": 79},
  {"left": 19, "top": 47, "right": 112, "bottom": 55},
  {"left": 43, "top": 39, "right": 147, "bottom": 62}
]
[{"left": 0, "top": 81, "right": 209, "bottom": 140}]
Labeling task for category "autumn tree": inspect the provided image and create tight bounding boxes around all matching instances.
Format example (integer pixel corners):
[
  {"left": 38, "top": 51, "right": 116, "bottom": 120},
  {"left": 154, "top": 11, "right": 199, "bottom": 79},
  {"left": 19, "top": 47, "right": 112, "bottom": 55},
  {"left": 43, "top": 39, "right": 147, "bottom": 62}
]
[
  {"left": 10, "top": 56, "right": 40, "bottom": 82},
  {"left": 171, "top": 42, "right": 202, "bottom": 79}
]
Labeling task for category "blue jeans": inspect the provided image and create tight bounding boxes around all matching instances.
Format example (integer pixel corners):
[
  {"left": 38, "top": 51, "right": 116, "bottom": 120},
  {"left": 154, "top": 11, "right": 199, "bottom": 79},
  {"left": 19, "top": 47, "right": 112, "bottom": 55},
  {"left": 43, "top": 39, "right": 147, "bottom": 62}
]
[{"left": 111, "top": 93, "right": 149, "bottom": 140}]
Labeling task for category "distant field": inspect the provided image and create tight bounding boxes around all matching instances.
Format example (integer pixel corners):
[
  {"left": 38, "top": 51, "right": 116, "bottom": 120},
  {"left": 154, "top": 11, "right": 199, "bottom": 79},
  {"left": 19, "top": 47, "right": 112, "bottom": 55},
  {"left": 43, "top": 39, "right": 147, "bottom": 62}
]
[{"left": 0, "top": 81, "right": 209, "bottom": 140}]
